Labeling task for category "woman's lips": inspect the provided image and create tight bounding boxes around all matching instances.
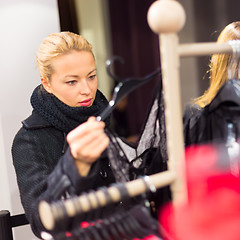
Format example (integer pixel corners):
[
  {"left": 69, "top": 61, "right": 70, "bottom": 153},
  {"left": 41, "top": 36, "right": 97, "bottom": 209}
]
[{"left": 79, "top": 98, "right": 92, "bottom": 107}]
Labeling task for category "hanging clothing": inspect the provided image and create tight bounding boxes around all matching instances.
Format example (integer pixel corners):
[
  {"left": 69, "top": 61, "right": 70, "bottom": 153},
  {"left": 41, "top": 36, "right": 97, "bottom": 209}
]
[
  {"left": 51, "top": 204, "right": 163, "bottom": 240},
  {"left": 106, "top": 81, "right": 170, "bottom": 213},
  {"left": 160, "top": 143, "right": 240, "bottom": 240}
]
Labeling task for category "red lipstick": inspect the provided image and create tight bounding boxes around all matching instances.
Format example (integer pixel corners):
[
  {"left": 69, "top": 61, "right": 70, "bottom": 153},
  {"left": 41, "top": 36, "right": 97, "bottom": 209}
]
[{"left": 79, "top": 98, "right": 92, "bottom": 107}]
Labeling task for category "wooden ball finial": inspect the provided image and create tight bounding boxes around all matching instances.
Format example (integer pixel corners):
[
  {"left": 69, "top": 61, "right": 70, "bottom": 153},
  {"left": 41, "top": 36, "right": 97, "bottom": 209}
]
[{"left": 147, "top": 0, "right": 186, "bottom": 34}]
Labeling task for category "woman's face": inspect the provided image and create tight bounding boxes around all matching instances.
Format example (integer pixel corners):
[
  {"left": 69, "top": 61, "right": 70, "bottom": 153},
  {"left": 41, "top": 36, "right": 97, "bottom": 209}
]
[{"left": 42, "top": 50, "right": 98, "bottom": 107}]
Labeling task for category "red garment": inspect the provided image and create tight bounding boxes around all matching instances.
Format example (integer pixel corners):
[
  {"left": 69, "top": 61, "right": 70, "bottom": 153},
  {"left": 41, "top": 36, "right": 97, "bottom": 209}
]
[{"left": 159, "top": 144, "right": 240, "bottom": 240}]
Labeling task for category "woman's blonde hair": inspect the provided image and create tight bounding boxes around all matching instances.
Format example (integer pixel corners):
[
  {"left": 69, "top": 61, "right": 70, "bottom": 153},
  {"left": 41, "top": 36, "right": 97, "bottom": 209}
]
[
  {"left": 194, "top": 22, "right": 240, "bottom": 108},
  {"left": 36, "top": 31, "right": 93, "bottom": 82}
]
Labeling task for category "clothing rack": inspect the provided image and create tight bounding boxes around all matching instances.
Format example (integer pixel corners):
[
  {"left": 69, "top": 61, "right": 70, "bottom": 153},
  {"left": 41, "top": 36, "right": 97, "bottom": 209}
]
[
  {"left": 179, "top": 42, "right": 233, "bottom": 57},
  {"left": 39, "top": 172, "right": 176, "bottom": 231},
  {"left": 39, "top": 0, "right": 237, "bottom": 233}
]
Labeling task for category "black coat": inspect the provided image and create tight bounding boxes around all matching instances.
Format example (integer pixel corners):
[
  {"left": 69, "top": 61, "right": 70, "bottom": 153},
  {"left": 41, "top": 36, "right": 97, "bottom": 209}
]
[
  {"left": 184, "top": 79, "right": 240, "bottom": 146},
  {"left": 12, "top": 110, "right": 116, "bottom": 238}
]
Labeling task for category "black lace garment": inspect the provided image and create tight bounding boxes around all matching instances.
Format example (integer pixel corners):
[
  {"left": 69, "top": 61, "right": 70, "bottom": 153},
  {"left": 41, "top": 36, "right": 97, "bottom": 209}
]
[{"left": 106, "top": 82, "right": 168, "bottom": 183}]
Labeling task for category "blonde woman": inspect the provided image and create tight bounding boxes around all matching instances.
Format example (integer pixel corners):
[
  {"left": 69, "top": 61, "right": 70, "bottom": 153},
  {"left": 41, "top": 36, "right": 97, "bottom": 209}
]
[
  {"left": 12, "top": 31, "right": 169, "bottom": 238},
  {"left": 12, "top": 32, "right": 114, "bottom": 238},
  {"left": 184, "top": 22, "right": 240, "bottom": 146}
]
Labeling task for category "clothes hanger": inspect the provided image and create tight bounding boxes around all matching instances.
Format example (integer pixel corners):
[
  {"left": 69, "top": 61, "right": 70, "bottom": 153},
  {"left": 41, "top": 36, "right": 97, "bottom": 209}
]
[
  {"left": 94, "top": 221, "right": 109, "bottom": 240},
  {"left": 78, "top": 227, "right": 92, "bottom": 240},
  {"left": 51, "top": 202, "right": 161, "bottom": 240},
  {"left": 102, "top": 217, "right": 123, "bottom": 240},
  {"left": 96, "top": 56, "right": 161, "bottom": 121},
  {"left": 123, "top": 212, "right": 144, "bottom": 239},
  {"left": 86, "top": 224, "right": 102, "bottom": 240},
  {"left": 109, "top": 214, "right": 128, "bottom": 240},
  {"left": 39, "top": 173, "right": 168, "bottom": 237}
]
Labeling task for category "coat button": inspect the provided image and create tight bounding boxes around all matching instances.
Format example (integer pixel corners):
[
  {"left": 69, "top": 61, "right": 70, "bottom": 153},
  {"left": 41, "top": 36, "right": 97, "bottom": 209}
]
[{"left": 100, "top": 170, "right": 108, "bottom": 178}]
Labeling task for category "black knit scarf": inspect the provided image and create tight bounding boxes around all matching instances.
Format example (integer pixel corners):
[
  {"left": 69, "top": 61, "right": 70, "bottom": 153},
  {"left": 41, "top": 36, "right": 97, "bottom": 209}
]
[{"left": 31, "top": 85, "right": 110, "bottom": 133}]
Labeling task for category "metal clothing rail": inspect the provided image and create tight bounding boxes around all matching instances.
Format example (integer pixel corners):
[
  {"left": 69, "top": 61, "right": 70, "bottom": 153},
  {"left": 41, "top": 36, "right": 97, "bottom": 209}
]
[{"left": 39, "top": 0, "right": 238, "bottom": 232}]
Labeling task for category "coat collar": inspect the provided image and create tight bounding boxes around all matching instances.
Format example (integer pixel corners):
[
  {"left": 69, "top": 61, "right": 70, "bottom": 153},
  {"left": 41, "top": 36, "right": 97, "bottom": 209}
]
[{"left": 209, "top": 79, "right": 240, "bottom": 112}]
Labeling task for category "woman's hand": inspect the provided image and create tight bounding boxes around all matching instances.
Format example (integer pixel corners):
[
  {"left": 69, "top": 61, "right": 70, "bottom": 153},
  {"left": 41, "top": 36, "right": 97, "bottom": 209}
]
[{"left": 67, "top": 117, "right": 109, "bottom": 176}]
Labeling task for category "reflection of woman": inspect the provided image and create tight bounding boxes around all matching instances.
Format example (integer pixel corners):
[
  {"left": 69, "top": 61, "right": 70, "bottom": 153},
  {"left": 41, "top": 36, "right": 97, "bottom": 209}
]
[
  {"left": 11, "top": 32, "right": 169, "bottom": 238},
  {"left": 194, "top": 21, "right": 240, "bottom": 108},
  {"left": 11, "top": 32, "right": 114, "bottom": 238},
  {"left": 184, "top": 22, "right": 240, "bottom": 146}
]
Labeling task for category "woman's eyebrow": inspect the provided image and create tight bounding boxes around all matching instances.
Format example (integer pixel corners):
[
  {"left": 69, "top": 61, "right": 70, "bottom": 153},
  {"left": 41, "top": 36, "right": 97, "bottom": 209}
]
[
  {"left": 64, "top": 69, "right": 97, "bottom": 79},
  {"left": 64, "top": 74, "right": 79, "bottom": 79},
  {"left": 87, "top": 69, "right": 97, "bottom": 76}
]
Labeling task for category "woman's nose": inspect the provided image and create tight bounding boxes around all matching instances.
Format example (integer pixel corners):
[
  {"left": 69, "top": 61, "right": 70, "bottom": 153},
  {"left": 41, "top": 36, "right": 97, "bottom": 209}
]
[{"left": 79, "top": 79, "right": 91, "bottom": 95}]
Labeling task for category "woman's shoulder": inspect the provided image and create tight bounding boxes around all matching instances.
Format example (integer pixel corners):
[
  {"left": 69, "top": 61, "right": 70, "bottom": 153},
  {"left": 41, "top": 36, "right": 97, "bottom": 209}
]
[
  {"left": 183, "top": 103, "right": 202, "bottom": 122},
  {"left": 13, "top": 111, "right": 57, "bottom": 146},
  {"left": 22, "top": 110, "right": 52, "bottom": 130}
]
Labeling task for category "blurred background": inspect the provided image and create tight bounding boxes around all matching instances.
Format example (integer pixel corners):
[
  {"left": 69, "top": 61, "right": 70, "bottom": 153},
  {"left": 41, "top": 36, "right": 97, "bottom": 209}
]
[{"left": 1, "top": 0, "right": 240, "bottom": 239}]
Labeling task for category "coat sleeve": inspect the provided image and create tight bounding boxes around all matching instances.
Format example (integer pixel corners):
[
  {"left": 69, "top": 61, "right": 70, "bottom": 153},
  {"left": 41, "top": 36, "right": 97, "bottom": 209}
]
[
  {"left": 183, "top": 103, "right": 203, "bottom": 146},
  {"left": 11, "top": 127, "right": 105, "bottom": 238}
]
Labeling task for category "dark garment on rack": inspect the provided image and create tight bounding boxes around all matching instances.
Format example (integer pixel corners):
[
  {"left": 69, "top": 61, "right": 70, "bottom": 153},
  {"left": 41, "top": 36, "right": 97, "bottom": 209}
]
[
  {"left": 106, "top": 81, "right": 171, "bottom": 216},
  {"left": 184, "top": 79, "right": 240, "bottom": 146},
  {"left": 53, "top": 204, "right": 163, "bottom": 240}
]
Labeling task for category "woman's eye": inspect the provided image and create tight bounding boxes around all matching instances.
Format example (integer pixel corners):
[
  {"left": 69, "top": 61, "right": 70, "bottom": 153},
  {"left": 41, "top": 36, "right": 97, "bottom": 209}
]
[
  {"left": 89, "top": 75, "right": 96, "bottom": 80},
  {"left": 66, "top": 80, "right": 76, "bottom": 85}
]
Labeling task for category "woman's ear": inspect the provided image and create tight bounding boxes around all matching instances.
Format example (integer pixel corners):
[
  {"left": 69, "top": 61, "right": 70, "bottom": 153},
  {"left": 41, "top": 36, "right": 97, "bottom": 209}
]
[{"left": 41, "top": 78, "right": 52, "bottom": 93}]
